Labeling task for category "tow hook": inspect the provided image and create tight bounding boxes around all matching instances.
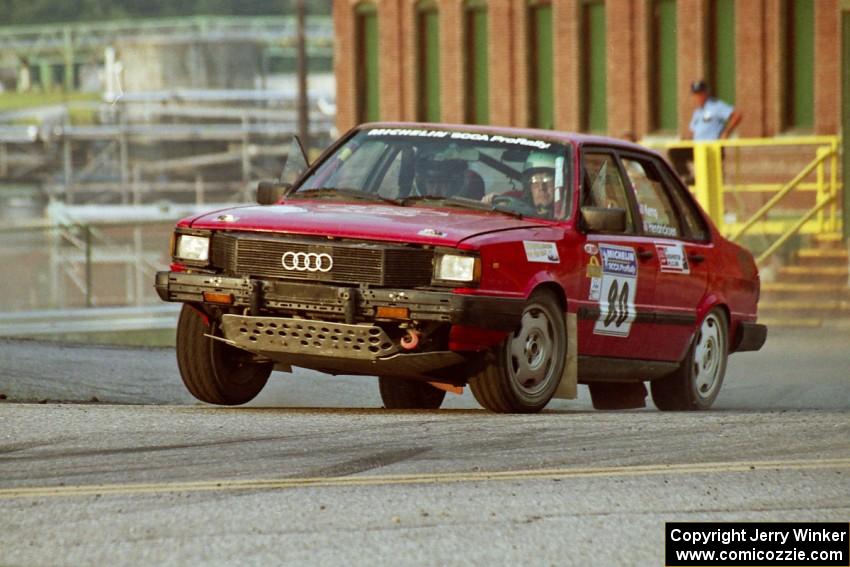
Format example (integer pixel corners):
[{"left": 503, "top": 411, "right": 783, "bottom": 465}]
[{"left": 400, "top": 328, "right": 421, "bottom": 350}]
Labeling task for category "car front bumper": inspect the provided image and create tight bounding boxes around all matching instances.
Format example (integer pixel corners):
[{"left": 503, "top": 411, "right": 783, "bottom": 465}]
[
  {"left": 157, "top": 271, "right": 524, "bottom": 376},
  {"left": 155, "top": 271, "right": 524, "bottom": 332}
]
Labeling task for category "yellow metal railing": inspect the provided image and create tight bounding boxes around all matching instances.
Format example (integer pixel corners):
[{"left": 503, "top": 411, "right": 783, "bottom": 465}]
[{"left": 646, "top": 136, "right": 842, "bottom": 265}]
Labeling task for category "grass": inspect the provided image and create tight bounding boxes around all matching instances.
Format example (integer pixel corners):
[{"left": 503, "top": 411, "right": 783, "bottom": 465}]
[{"left": 0, "top": 91, "right": 101, "bottom": 124}]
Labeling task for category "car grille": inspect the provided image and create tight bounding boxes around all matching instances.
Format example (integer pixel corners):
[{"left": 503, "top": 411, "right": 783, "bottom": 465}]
[{"left": 210, "top": 232, "right": 434, "bottom": 287}]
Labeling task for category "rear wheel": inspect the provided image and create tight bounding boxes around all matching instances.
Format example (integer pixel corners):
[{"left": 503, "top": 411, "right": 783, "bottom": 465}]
[
  {"left": 378, "top": 376, "right": 446, "bottom": 409},
  {"left": 651, "top": 308, "right": 728, "bottom": 411},
  {"left": 469, "top": 290, "right": 566, "bottom": 413},
  {"left": 176, "top": 305, "right": 272, "bottom": 405}
]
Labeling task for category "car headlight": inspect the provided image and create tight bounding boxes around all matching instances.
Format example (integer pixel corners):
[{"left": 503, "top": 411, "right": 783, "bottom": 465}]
[
  {"left": 435, "top": 253, "right": 479, "bottom": 283},
  {"left": 175, "top": 234, "right": 210, "bottom": 262}
]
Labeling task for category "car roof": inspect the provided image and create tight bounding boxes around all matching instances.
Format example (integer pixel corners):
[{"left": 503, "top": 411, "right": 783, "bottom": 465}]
[{"left": 357, "top": 121, "right": 659, "bottom": 157}]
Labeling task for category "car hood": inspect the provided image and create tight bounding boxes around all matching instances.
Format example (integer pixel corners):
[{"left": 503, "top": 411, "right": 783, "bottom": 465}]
[{"left": 186, "top": 200, "right": 547, "bottom": 247}]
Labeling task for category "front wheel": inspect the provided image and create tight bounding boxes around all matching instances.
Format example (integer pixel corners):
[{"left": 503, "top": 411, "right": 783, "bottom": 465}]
[
  {"left": 176, "top": 305, "right": 272, "bottom": 405},
  {"left": 378, "top": 377, "right": 446, "bottom": 409},
  {"left": 469, "top": 290, "right": 566, "bottom": 413},
  {"left": 651, "top": 308, "right": 728, "bottom": 411}
]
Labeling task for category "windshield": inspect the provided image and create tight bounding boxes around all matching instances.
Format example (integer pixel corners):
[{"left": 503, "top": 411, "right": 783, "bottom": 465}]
[{"left": 294, "top": 127, "right": 573, "bottom": 220}]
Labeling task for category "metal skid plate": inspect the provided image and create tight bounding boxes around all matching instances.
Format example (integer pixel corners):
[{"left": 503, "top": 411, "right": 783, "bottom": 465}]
[{"left": 220, "top": 314, "right": 400, "bottom": 360}]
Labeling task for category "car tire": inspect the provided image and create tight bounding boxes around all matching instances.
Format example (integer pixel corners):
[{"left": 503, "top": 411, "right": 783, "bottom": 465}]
[
  {"left": 651, "top": 308, "right": 728, "bottom": 411},
  {"left": 378, "top": 377, "right": 446, "bottom": 409},
  {"left": 469, "top": 290, "right": 566, "bottom": 413},
  {"left": 176, "top": 304, "right": 272, "bottom": 405}
]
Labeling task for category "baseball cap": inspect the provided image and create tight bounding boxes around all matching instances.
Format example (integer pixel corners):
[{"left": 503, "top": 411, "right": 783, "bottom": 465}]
[{"left": 690, "top": 80, "right": 708, "bottom": 93}]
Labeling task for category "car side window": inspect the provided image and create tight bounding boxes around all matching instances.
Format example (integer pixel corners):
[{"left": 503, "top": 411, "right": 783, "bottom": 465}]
[
  {"left": 582, "top": 152, "right": 635, "bottom": 232},
  {"left": 661, "top": 165, "right": 711, "bottom": 241},
  {"left": 621, "top": 156, "right": 682, "bottom": 238}
]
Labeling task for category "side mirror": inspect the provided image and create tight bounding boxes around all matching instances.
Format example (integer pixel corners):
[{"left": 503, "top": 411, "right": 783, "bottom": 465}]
[
  {"left": 580, "top": 206, "right": 627, "bottom": 233},
  {"left": 257, "top": 180, "right": 291, "bottom": 205}
]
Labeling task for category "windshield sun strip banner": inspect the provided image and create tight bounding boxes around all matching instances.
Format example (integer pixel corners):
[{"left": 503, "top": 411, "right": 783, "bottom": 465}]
[{"left": 366, "top": 128, "right": 553, "bottom": 150}]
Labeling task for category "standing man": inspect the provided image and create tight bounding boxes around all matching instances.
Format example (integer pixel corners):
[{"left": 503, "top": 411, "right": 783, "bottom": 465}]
[{"left": 670, "top": 80, "right": 743, "bottom": 183}]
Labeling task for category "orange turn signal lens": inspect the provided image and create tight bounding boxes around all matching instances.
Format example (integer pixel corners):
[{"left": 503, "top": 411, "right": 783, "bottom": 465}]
[
  {"left": 376, "top": 306, "right": 410, "bottom": 319},
  {"left": 203, "top": 291, "right": 234, "bottom": 305}
]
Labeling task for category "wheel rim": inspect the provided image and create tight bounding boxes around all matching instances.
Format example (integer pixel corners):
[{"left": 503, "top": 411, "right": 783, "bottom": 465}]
[
  {"left": 692, "top": 313, "right": 725, "bottom": 399},
  {"left": 506, "top": 304, "right": 556, "bottom": 396}
]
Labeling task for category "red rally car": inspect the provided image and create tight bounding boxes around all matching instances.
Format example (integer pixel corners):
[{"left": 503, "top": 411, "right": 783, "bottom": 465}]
[{"left": 155, "top": 123, "right": 766, "bottom": 413}]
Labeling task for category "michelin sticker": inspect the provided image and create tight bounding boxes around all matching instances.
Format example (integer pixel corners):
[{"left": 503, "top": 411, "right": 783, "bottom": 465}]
[
  {"left": 593, "top": 244, "right": 638, "bottom": 337},
  {"left": 656, "top": 243, "right": 690, "bottom": 274},
  {"left": 523, "top": 241, "right": 560, "bottom": 264}
]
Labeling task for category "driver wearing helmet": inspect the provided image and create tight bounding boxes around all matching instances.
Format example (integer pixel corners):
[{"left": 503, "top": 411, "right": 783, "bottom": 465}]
[
  {"left": 522, "top": 151, "right": 557, "bottom": 217},
  {"left": 482, "top": 151, "right": 558, "bottom": 218},
  {"left": 415, "top": 156, "right": 467, "bottom": 197}
]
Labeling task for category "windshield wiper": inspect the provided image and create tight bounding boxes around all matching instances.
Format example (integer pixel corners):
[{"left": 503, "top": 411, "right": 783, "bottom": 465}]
[
  {"left": 400, "top": 195, "right": 523, "bottom": 218},
  {"left": 291, "top": 187, "right": 402, "bottom": 206}
]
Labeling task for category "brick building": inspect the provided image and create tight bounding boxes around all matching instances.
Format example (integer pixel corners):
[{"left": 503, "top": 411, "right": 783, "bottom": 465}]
[{"left": 333, "top": 0, "right": 842, "bottom": 139}]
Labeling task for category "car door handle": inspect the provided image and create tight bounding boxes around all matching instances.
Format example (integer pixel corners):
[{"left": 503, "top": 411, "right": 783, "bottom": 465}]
[
  {"left": 688, "top": 253, "right": 706, "bottom": 264},
  {"left": 636, "top": 248, "right": 654, "bottom": 261}
]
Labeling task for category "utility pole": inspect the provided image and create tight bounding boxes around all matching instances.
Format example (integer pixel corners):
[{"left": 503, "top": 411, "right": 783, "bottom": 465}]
[
  {"left": 842, "top": 6, "right": 850, "bottom": 284},
  {"left": 296, "top": 0, "right": 310, "bottom": 153}
]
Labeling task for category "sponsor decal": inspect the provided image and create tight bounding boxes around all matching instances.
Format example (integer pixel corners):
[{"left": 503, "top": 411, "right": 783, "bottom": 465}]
[
  {"left": 589, "top": 277, "right": 602, "bottom": 301},
  {"left": 645, "top": 222, "right": 678, "bottom": 237},
  {"left": 639, "top": 203, "right": 659, "bottom": 220},
  {"left": 367, "top": 128, "right": 449, "bottom": 138},
  {"left": 599, "top": 244, "right": 637, "bottom": 276},
  {"left": 367, "top": 128, "right": 552, "bottom": 150},
  {"left": 418, "top": 228, "right": 448, "bottom": 237},
  {"left": 523, "top": 241, "right": 560, "bottom": 264},
  {"left": 593, "top": 244, "right": 638, "bottom": 338},
  {"left": 585, "top": 255, "right": 602, "bottom": 278},
  {"left": 657, "top": 243, "right": 690, "bottom": 274},
  {"left": 314, "top": 204, "right": 449, "bottom": 217},
  {"left": 215, "top": 214, "right": 239, "bottom": 223},
  {"left": 584, "top": 243, "right": 599, "bottom": 256},
  {"left": 268, "top": 205, "right": 308, "bottom": 214}
]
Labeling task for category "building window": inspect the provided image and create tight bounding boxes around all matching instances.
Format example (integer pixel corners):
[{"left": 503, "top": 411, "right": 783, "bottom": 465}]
[
  {"left": 708, "top": 0, "right": 735, "bottom": 104},
  {"left": 651, "top": 0, "right": 677, "bottom": 132},
  {"left": 417, "top": 1, "right": 441, "bottom": 122},
  {"left": 581, "top": 0, "right": 607, "bottom": 133},
  {"left": 528, "top": 0, "right": 554, "bottom": 129},
  {"left": 464, "top": 0, "right": 489, "bottom": 125},
  {"left": 784, "top": 0, "right": 814, "bottom": 130},
  {"left": 355, "top": 2, "right": 379, "bottom": 123}
]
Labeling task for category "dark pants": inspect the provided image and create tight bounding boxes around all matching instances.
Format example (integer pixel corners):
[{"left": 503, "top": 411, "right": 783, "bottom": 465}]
[
  {"left": 668, "top": 145, "right": 726, "bottom": 186},
  {"left": 668, "top": 147, "right": 694, "bottom": 184}
]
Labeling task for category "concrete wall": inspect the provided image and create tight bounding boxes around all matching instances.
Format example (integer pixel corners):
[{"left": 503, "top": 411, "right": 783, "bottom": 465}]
[{"left": 117, "top": 39, "right": 260, "bottom": 91}]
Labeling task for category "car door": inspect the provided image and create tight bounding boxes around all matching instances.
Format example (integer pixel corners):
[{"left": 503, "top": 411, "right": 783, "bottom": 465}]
[
  {"left": 619, "top": 152, "right": 711, "bottom": 361},
  {"left": 576, "top": 149, "right": 661, "bottom": 360}
]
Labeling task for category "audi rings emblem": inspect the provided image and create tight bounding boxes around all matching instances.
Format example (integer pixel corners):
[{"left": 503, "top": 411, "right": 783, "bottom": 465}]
[{"left": 281, "top": 251, "right": 333, "bottom": 272}]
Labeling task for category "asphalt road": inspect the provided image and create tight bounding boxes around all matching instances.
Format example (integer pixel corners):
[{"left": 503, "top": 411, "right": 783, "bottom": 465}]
[
  {"left": 1, "top": 326, "right": 848, "bottom": 410},
  {"left": 0, "top": 327, "right": 848, "bottom": 566}
]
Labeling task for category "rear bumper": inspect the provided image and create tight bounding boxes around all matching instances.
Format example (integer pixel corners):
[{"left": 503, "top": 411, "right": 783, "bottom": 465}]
[
  {"left": 733, "top": 321, "right": 768, "bottom": 352},
  {"left": 155, "top": 271, "right": 524, "bottom": 331}
]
